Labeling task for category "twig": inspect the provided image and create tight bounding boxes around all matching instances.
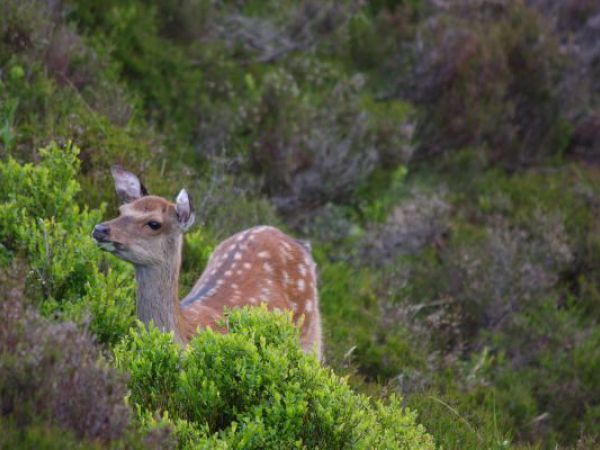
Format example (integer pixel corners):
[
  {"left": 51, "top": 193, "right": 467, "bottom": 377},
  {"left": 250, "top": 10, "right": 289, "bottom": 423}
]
[{"left": 428, "top": 395, "right": 483, "bottom": 443}]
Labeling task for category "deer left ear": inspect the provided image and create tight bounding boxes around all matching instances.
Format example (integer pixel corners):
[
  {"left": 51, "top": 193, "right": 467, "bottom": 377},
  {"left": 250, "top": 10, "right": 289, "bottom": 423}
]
[
  {"left": 175, "top": 189, "right": 195, "bottom": 231},
  {"left": 111, "top": 166, "right": 148, "bottom": 204}
]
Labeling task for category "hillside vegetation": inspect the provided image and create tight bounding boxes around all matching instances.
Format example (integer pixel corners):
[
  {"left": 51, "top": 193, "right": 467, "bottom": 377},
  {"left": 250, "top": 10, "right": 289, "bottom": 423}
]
[{"left": 2, "top": 0, "right": 600, "bottom": 448}]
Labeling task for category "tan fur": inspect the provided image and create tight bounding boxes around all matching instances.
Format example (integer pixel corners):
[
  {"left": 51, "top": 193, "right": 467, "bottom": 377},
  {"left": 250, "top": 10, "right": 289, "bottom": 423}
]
[{"left": 98, "top": 197, "right": 322, "bottom": 360}]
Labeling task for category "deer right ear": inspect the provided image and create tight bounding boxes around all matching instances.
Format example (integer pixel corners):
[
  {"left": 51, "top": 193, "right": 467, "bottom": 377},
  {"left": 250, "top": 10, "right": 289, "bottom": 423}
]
[
  {"left": 111, "top": 166, "right": 148, "bottom": 204},
  {"left": 176, "top": 189, "right": 195, "bottom": 231}
]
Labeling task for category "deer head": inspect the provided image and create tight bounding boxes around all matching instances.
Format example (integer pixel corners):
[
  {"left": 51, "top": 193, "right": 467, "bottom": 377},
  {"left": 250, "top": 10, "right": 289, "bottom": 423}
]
[{"left": 92, "top": 166, "right": 195, "bottom": 266}]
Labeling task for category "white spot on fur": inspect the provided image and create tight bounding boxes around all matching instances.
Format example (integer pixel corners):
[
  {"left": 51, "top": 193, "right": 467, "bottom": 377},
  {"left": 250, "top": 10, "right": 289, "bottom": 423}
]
[
  {"left": 298, "top": 264, "right": 307, "bottom": 277},
  {"left": 280, "top": 246, "right": 293, "bottom": 261},
  {"left": 236, "top": 270, "right": 243, "bottom": 275},
  {"left": 281, "top": 240, "right": 292, "bottom": 251},
  {"left": 232, "top": 283, "right": 239, "bottom": 289},
  {"left": 249, "top": 297, "right": 257, "bottom": 304},
  {"left": 217, "top": 279, "right": 224, "bottom": 286},
  {"left": 283, "top": 271, "right": 290, "bottom": 285},
  {"left": 297, "top": 279, "right": 305, "bottom": 292},
  {"left": 234, "top": 252, "right": 242, "bottom": 260},
  {"left": 305, "top": 300, "right": 313, "bottom": 312},
  {"left": 231, "top": 262, "right": 237, "bottom": 269},
  {"left": 225, "top": 270, "right": 232, "bottom": 277},
  {"left": 284, "top": 253, "right": 293, "bottom": 262},
  {"left": 263, "top": 262, "right": 273, "bottom": 273},
  {"left": 243, "top": 262, "right": 252, "bottom": 270},
  {"left": 258, "top": 251, "right": 270, "bottom": 259}
]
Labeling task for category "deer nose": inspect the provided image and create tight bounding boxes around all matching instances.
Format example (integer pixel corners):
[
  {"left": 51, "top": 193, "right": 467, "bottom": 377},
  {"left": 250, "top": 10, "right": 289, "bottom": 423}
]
[{"left": 92, "top": 224, "right": 110, "bottom": 241}]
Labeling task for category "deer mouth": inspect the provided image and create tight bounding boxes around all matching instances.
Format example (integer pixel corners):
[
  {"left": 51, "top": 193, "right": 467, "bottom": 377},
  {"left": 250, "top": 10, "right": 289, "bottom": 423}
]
[
  {"left": 96, "top": 240, "right": 117, "bottom": 252},
  {"left": 92, "top": 235, "right": 124, "bottom": 253}
]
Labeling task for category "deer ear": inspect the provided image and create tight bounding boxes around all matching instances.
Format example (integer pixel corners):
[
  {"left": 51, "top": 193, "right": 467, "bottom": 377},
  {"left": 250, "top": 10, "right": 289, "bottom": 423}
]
[
  {"left": 111, "top": 166, "right": 147, "bottom": 203},
  {"left": 176, "top": 189, "right": 195, "bottom": 231}
]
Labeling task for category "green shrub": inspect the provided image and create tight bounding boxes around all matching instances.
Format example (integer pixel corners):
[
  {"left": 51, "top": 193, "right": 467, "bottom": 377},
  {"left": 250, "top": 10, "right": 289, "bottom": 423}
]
[
  {"left": 115, "top": 307, "right": 436, "bottom": 449},
  {"left": 67, "top": 0, "right": 206, "bottom": 141},
  {"left": 0, "top": 142, "right": 135, "bottom": 345}
]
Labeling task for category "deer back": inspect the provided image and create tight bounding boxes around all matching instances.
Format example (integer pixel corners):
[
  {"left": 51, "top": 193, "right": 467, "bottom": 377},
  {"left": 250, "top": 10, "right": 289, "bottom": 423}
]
[{"left": 180, "top": 226, "right": 321, "bottom": 357}]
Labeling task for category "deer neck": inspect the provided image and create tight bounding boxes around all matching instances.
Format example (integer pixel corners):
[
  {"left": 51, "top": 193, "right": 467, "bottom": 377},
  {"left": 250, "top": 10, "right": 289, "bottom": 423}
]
[{"left": 134, "top": 235, "right": 186, "bottom": 344}]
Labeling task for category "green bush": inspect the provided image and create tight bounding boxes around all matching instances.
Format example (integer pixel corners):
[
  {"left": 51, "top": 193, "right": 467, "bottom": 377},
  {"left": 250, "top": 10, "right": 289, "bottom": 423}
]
[
  {"left": 0, "top": 142, "right": 135, "bottom": 345},
  {"left": 115, "top": 307, "right": 436, "bottom": 449}
]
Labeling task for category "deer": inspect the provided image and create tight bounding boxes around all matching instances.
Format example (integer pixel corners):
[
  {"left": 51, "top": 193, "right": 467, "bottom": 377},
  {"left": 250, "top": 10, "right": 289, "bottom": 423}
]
[{"left": 92, "top": 167, "right": 322, "bottom": 360}]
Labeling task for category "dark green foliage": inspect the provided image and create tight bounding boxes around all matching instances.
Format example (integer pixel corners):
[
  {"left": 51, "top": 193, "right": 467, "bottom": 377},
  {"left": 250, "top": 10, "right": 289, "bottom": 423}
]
[
  {"left": 116, "top": 307, "right": 436, "bottom": 449},
  {"left": 66, "top": 0, "right": 206, "bottom": 139}
]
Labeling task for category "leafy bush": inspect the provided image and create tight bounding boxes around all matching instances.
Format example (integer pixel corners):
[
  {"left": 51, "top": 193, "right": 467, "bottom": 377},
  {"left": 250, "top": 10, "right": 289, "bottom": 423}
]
[
  {"left": 115, "top": 307, "right": 436, "bottom": 449},
  {"left": 0, "top": 142, "right": 135, "bottom": 345},
  {"left": 67, "top": 0, "right": 205, "bottom": 139}
]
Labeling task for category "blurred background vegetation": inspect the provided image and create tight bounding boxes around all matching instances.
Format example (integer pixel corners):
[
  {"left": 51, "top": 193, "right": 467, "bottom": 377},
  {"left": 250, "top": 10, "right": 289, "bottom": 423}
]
[{"left": 1, "top": 0, "right": 600, "bottom": 448}]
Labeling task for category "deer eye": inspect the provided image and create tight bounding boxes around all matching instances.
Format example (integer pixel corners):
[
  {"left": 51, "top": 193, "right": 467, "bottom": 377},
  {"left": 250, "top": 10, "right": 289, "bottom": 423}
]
[{"left": 147, "top": 221, "right": 162, "bottom": 230}]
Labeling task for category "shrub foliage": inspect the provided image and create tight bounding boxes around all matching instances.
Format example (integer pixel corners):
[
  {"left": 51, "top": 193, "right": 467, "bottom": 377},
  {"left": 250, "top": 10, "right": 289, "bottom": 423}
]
[
  {"left": 0, "top": 143, "right": 135, "bottom": 346},
  {"left": 116, "top": 307, "right": 435, "bottom": 449}
]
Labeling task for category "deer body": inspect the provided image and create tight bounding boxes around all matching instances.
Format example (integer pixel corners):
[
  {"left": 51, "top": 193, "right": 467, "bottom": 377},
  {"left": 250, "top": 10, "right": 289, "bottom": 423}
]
[{"left": 93, "top": 167, "right": 322, "bottom": 360}]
